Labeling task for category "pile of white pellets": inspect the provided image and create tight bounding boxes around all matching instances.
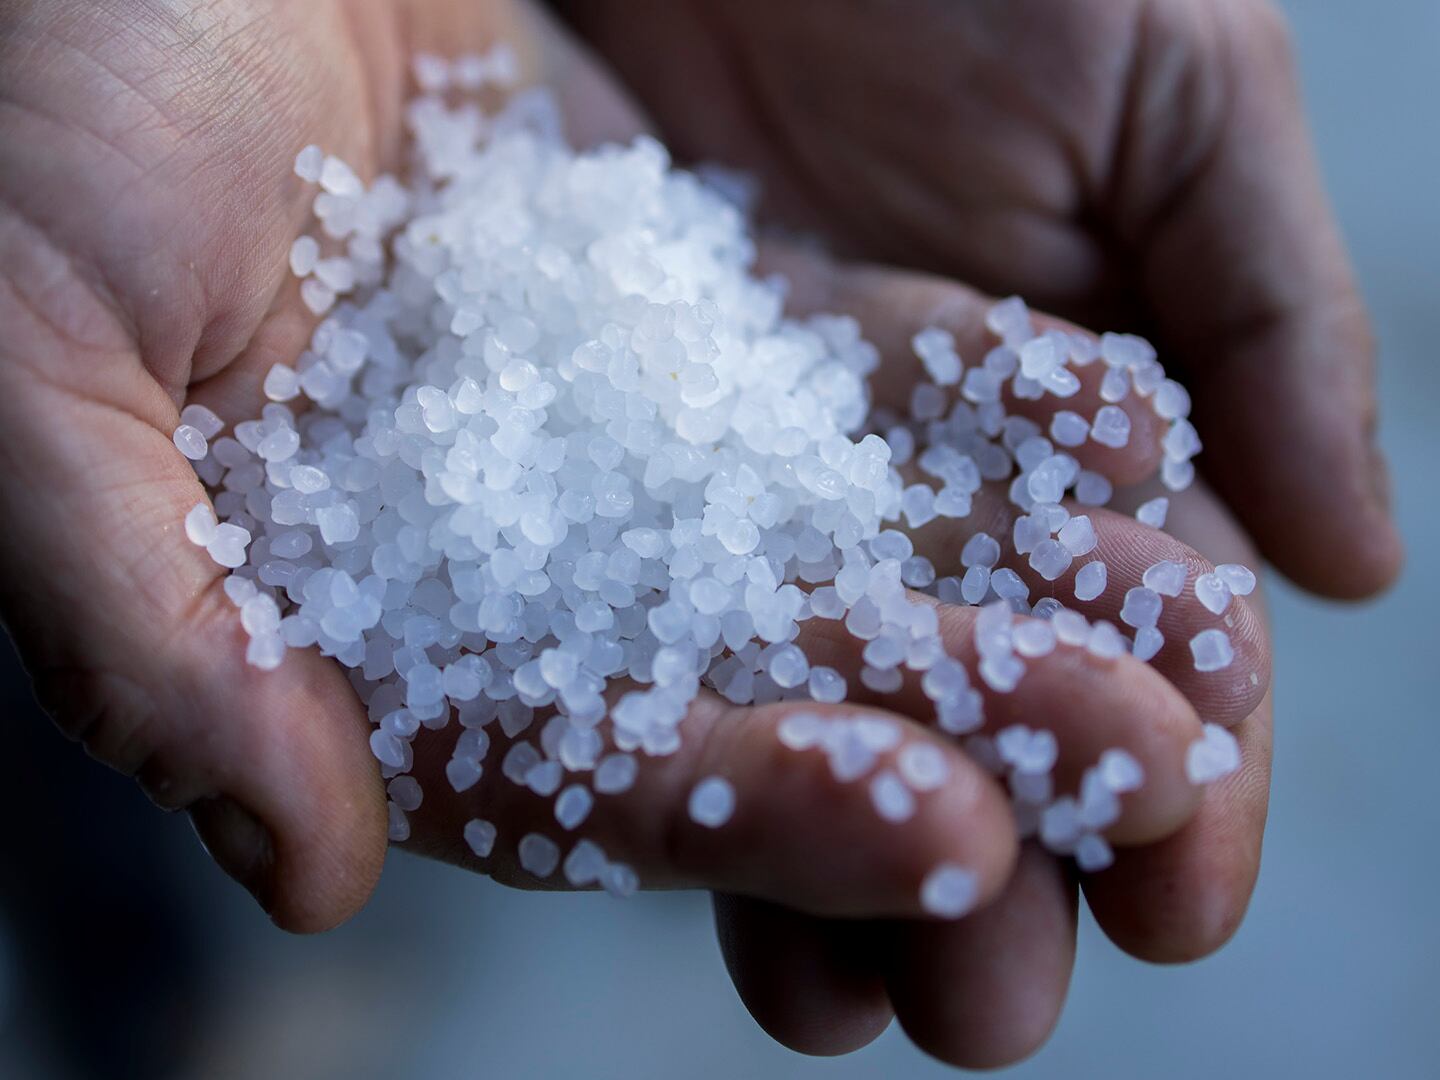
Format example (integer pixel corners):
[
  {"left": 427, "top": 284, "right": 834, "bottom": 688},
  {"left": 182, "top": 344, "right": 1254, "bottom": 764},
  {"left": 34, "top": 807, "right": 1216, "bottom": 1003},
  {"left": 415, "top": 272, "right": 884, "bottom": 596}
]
[{"left": 173, "top": 52, "right": 1248, "bottom": 913}]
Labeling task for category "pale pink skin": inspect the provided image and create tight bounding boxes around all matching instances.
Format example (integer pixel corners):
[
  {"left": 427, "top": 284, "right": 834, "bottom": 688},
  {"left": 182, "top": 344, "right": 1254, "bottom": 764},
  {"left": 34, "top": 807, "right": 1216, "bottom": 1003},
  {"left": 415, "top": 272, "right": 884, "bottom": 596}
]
[{"left": 5, "top": 0, "right": 1385, "bottom": 1067}]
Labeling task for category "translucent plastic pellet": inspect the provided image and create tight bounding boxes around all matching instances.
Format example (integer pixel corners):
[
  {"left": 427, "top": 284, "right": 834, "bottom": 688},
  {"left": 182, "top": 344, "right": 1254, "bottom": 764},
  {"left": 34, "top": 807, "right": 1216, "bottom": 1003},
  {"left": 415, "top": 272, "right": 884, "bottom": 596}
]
[
  {"left": 1132, "top": 625, "right": 1164, "bottom": 662},
  {"left": 179, "top": 404, "right": 224, "bottom": 440},
  {"left": 1090, "top": 405, "right": 1132, "bottom": 449},
  {"left": 688, "top": 776, "right": 736, "bottom": 828},
  {"left": 1056, "top": 515, "right": 1097, "bottom": 557},
  {"left": 1190, "top": 629, "right": 1235, "bottom": 673},
  {"left": 1119, "top": 586, "right": 1162, "bottom": 629},
  {"left": 594, "top": 753, "right": 638, "bottom": 795},
  {"left": 1074, "top": 833, "right": 1114, "bottom": 872},
  {"left": 1013, "top": 620, "right": 1058, "bottom": 658},
  {"left": 960, "top": 532, "right": 1001, "bottom": 569},
  {"left": 778, "top": 712, "right": 826, "bottom": 751},
  {"left": 1050, "top": 410, "right": 1090, "bottom": 448},
  {"left": 1087, "top": 621, "right": 1127, "bottom": 660},
  {"left": 1074, "top": 561, "right": 1108, "bottom": 602},
  {"left": 555, "top": 785, "right": 594, "bottom": 830},
  {"left": 1215, "top": 563, "right": 1257, "bottom": 596},
  {"left": 1142, "top": 560, "right": 1187, "bottom": 597},
  {"left": 463, "top": 819, "right": 497, "bottom": 858},
  {"left": 897, "top": 742, "right": 950, "bottom": 792},
  {"left": 869, "top": 770, "right": 916, "bottom": 823},
  {"left": 289, "top": 235, "right": 320, "bottom": 276},
  {"left": 172, "top": 424, "right": 208, "bottom": 461},
  {"left": 1098, "top": 748, "right": 1146, "bottom": 793},
  {"left": 184, "top": 502, "right": 218, "bottom": 546},
  {"left": 294, "top": 144, "right": 324, "bottom": 182},
  {"left": 1185, "top": 723, "right": 1241, "bottom": 784},
  {"left": 1135, "top": 497, "right": 1169, "bottom": 529},
  {"left": 1194, "top": 572, "right": 1233, "bottom": 615},
  {"left": 1029, "top": 539, "right": 1073, "bottom": 582},
  {"left": 518, "top": 833, "right": 561, "bottom": 878},
  {"left": 920, "top": 863, "right": 978, "bottom": 919}
]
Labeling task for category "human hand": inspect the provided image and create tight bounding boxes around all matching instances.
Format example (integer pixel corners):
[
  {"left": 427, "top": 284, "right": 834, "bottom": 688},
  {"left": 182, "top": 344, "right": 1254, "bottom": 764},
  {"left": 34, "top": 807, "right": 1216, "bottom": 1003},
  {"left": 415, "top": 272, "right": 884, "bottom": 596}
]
[
  {"left": 0, "top": 0, "right": 638, "bottom": 931},
  {"left": 0, "top": 1, "right": 1271, "bottom": 1071},
  {"left": 682, "top": 250, "right": 1275, "bottom": 1065},
  {"left": 559, "top": 0, "right": 1403, "bottom": 599}
]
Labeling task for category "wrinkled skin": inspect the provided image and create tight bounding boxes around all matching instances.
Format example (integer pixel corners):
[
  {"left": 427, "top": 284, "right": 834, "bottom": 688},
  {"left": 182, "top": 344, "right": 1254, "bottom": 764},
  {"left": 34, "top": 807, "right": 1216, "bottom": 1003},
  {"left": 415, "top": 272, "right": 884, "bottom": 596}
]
[
  {"left": 560, "top": 0, "right": 1403, "bottom": 599},
  {"left": 0, "top": 0, "right": 1349, "bottom": 1069}
]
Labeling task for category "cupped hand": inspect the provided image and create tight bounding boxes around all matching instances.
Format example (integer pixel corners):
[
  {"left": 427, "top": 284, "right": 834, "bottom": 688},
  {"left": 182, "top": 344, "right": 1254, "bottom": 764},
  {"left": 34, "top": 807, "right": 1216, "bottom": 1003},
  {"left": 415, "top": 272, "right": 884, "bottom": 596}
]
[
  {"left": 0, "top": 0, "right": 634, "bottom": 931},
  {"left": 559, "top": 0, "right": 1403, "bottom": 600},
  {"left": 0, "top": 0, "right": 1273, "bottom": 1071}
]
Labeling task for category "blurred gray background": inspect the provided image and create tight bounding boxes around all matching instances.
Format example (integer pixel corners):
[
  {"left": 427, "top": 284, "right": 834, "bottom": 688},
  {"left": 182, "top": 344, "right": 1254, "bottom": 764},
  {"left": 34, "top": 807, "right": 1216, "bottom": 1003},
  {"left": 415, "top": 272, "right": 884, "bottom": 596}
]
[{"left": 3, "top": 0, "right": 1437, "bottom": 1076}]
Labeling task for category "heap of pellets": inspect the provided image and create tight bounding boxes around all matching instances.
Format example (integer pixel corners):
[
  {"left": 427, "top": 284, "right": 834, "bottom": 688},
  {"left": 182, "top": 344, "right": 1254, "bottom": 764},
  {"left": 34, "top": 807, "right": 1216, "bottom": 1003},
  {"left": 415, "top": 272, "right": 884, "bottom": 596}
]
[{"left": 173, "top": 51, "right": 1250, "bottom": 909}]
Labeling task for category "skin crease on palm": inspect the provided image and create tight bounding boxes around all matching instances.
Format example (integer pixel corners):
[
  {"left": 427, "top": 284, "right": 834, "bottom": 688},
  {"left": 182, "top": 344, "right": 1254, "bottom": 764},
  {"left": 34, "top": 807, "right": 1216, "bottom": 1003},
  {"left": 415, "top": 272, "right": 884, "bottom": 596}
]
[{"left": 1, "top": 0, "right": 1374, "bottom": 1068}]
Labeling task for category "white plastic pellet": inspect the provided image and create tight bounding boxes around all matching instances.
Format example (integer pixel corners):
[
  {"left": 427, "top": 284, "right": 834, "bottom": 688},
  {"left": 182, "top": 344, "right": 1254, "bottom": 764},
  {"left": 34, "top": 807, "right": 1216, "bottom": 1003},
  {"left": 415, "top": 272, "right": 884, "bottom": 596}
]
[
  {"left": 463, "top": 819, "right": 497, "bottom": 858},
  {"left": 1074, "top": 561, "right": 1108, "bottom": 602},
  {"left": 687, "top": 776, "right": 736, "bottom": 829},
  {"left": 1190, "top": 629, "right": 1235, "bottom": 673},
  {"left": 518, "top": 834, "right": 561, "bottom": 878},
  {"left": 1185, "top": 723, "right": 1241, "bottom": 784},
  {"left": 920, "top": 863, "right": 979, "bottom": 919}
]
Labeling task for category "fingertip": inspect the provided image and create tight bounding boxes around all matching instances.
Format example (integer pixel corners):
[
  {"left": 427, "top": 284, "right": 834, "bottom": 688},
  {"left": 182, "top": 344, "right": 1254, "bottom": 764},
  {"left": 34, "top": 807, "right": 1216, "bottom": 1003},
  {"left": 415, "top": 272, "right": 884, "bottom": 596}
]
[
  {"left": 1273, "top": 503, "right": 1404, "bottom": 601},
  {"left": 933, "top": 602, "right": 1205, "bottom": 848},
  {"left": 189, "top": 784, "right": 387, "bottom": 935},
  {"left": 888, "top": 847, "right": 1076, "bottom": 1069},
  {"left": 672, "top": 702, "right": 1021, "bottom": 920},
  {"left": 258, "top": 669, "right": 390, "bottom": 933},
  {"left": 1088, "top": 656, "right": 1206, "bottom": 847},
  {"left": 1084, "top": 724, "right": 1270, "bottom": 964},
  {"left": 183, "top": 608, "right": 389, "bottom": 933},
  {"left": 265, "top": 799, "right": 388, "bottom": 933},
  {"left": 1051, "top": 506, "right": 1273, "bottom": 728},
  {"left": 1085, "top": 837, "right": 1254, "bottom": 965},
  {"left": 712, "top": 894, "right": 893, "bottom": 1057}
]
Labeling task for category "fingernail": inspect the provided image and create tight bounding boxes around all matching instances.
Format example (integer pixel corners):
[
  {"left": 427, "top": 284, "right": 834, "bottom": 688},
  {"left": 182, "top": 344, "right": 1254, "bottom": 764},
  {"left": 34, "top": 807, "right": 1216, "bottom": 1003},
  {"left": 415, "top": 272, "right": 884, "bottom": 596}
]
[{"left": 189, "top": 796, "right": 276, "bottom": 914}]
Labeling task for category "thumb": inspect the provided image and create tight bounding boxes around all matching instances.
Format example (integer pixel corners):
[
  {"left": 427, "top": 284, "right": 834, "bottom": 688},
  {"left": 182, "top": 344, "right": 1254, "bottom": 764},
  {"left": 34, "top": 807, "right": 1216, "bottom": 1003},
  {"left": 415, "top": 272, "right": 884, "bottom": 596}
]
[
  {"left": 1123, "top": 1, "right": 1402, "bottom": 599},
  {"left": 0, "top": 373, "right": 387, "bottom": 932}
]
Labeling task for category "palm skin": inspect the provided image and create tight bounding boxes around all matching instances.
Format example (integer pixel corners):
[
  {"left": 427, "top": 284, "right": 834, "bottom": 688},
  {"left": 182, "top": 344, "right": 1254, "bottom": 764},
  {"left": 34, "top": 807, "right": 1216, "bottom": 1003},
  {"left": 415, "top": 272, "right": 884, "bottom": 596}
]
[
  {"left": 0, "top": 0, "right": 634, "bottom": 929},
  {"left": 1, "top": 0, "right": 1277, "bottom": 1070},
  {"left": 561, "top": 0, "right": 1404, "bottom": 600}
]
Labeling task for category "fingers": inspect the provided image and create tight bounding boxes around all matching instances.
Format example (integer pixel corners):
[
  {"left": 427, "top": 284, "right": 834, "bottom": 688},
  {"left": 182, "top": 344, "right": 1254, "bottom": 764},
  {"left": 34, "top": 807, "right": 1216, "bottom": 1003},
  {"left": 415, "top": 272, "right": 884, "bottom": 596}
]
[
  {"left": 887, "top": 845, "right": 1077, "bottom": 1069},
  {"left": 1125, "top": 2, "right": 1401, "bottom": 597},
  {"left": 1082, "top": 694, "right": 1272, "bottom": 963},
  {"left": 713, "top": 844, "right": 1081, "bottom": 1070},
  {"left": 712, "top": 894, "right": 893, "bottom": 1056},
  {"left": 933, "top": 603, "right": 1206, "bottom": 846},
  {"left": 1081, "top": 480, "right": 1275, "bottom": 962},
  {"left": 404, "top": 693, "right": 1019, "bottom": 919},
  {"left": 761, "top": 245, "right": 1167, "bottom": 485},
  {"left": 762, "top": 241, "right": 1269, "bottom": 727},
  {"left": 798, "top": 596, "right": 1206, "bottom": 847},
  {"left": 0, "top": 380, "right": 387, "bottom": 932},
  {"left": 933, "top": 498, "right": 1272, "bottom": 729}
]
